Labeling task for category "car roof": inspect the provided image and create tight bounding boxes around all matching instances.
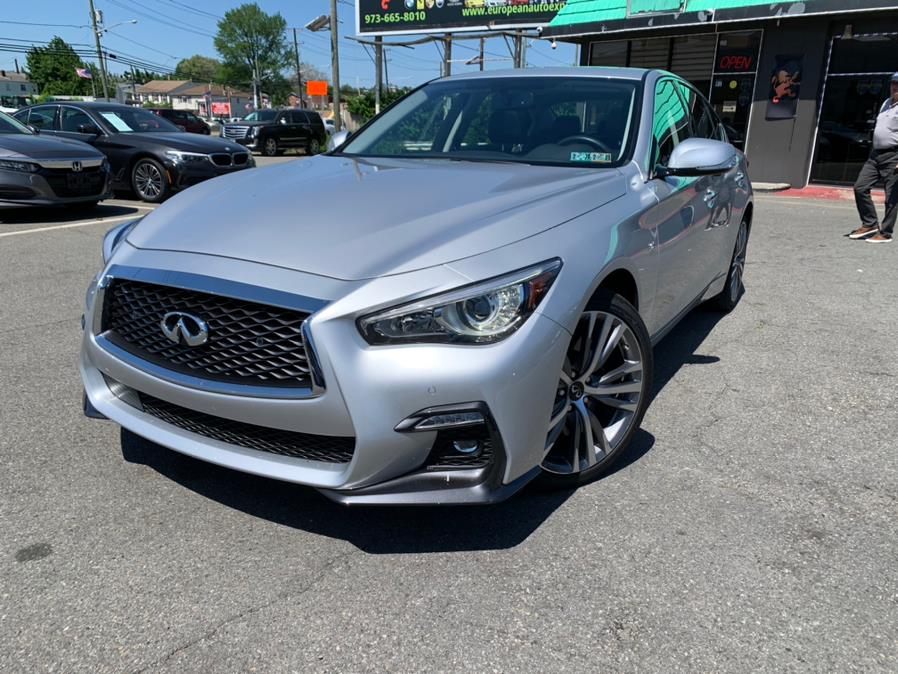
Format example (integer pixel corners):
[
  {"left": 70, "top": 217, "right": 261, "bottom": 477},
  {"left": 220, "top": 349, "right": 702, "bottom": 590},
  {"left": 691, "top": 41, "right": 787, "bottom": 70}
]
[{"left": 440, "top": 66, "right": 654, "bottom": 83}]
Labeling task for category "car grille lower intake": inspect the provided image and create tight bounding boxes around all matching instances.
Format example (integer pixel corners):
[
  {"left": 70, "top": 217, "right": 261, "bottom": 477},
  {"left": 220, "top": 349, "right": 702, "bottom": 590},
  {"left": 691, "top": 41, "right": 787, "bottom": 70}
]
[
  {"left": 136, "top": 391, "right": 355, "bottom": 463},
  {"left": 40, "top": 165, "right": 106, "bottom": 198},
  {"left": 102, "top": 279, "right": 313, "bottom": 388}
]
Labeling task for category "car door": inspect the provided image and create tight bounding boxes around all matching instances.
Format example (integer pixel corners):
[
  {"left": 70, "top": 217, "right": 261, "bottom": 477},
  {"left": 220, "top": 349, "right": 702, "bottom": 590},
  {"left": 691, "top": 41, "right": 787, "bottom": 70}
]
[
  {"left": 56, "top": 106, "right": 102, "bottom": 144},
  {"left": 275, "top": 111, "right": 293, "bottom": 146},
  {"left": 292, "top": 110, "right": 312, "bottom": 145},
  {"left": 643, "top": 78, "right": 708, "bottom": 331}
]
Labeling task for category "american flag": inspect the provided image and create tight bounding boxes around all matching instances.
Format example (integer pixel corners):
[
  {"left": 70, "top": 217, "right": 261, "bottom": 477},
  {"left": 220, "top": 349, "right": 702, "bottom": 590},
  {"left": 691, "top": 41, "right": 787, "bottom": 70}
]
[{"left": 75, "top": 67, "right": 92, "bottom": 79}]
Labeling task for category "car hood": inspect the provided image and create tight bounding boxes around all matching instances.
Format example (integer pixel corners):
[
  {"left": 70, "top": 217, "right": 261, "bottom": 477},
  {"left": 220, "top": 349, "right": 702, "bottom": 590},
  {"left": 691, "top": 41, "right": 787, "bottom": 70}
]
[
  {"left": 128, "top": 155, "right": 627, "bottom": 281},
  {"left": 0, "top": 134, "right": 104, "bottom": 160},
  {"left": 110, "top": 132, "right": 247, "bottom": 153}
]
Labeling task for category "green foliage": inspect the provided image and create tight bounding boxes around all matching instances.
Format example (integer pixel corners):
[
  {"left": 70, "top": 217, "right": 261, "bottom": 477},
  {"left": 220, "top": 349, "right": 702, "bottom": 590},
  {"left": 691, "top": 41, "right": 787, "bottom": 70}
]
[
  {"left": 214, "top": 4, "right": 290, "bottom": 96},
  {"left": 130, "top": 69, "right": 168, "bottom": 85},
  {"left": 25, "top": 36, "right": 92, "bottom": 96},
  {"left": 346, "top": 88, "right": 412, "bottom": 123},
  {"left": 142, "top": 100, "right": 171, "bottom": 109},
  {"left": 174, "top": 55, "right": 222, "bottom": 82}
]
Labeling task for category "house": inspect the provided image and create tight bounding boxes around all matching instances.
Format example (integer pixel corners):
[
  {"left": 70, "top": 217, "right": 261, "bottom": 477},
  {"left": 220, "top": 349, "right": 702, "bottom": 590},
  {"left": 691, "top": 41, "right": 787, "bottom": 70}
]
[
  {"left": 0, "top": 71, "right": 37, "bottom": 109},
  {"left": 135, "top": 80, "right": 254, "bottom": 119}
]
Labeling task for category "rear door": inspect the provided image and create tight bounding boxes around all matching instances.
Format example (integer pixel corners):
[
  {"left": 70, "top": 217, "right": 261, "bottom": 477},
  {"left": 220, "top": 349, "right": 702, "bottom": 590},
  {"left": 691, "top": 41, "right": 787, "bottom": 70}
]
[
  {"left": 292, "top": 110, "right": 312, "bottom": 146},
  {"left": 644, "top": 78, "right": 707, "bottom": 330},
  {"left": 275, "top": 111, "right": 294, "bottom": 146}
]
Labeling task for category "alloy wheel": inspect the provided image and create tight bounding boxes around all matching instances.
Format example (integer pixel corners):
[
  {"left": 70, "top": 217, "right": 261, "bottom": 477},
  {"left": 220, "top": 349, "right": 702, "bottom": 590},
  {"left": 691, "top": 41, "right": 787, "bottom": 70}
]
[
  {"left": 542, "top": 310, "right": 646, "bottom": 475},
  {"left": 134, "top": 162, "right": 163, "bottom": 200},
  {"left": 264, "top": 138, "right": 277, "bottom": 155},
  {"left": 729, "top": 221, "right": 748, "bottom": 304},
  {"left": 309, "top": 139, "right": 320, "bottom": 154}
]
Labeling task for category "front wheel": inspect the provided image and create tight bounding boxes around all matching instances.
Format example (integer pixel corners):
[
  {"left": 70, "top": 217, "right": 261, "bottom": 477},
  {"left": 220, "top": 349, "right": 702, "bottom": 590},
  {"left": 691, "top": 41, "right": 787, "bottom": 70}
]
[
  {"left": 307, "top": 138, "right": 321, "bottom": 155},
  {"left": 131, "top": 158, "right": 170, "bottom": 203},
  {"left": 262, "top": 137, "right": 279, "bottom": 157},
  {"left": 712, "top": 218, "right": 749, "bottom": 312},
  {"left": 541, "top": 291, "right": 653, "bottom": 488}
]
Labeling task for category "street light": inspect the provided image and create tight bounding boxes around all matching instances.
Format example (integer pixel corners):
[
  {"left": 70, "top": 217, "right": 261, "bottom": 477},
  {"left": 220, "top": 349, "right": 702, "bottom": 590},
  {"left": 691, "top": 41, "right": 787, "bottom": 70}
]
[
  {"left": 305, "top": 6, "right": 341, "bottom": 132},
  {"left": 102, "top": 19, "right": 138, "bottom": 33}
]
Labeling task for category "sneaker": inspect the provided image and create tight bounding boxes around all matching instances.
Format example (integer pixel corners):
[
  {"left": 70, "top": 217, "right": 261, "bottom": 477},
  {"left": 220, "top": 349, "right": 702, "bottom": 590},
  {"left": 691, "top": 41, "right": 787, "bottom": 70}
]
[
  {"left": 849, "top": 225, "right": 879, "bottom": 239},
  {"left": 867, "top": 233, "right": 893, "bottom": 243}
]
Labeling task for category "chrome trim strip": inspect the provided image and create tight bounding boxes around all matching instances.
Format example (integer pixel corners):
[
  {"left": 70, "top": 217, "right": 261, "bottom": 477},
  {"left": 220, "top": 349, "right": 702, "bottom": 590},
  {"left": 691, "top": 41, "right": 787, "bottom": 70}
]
[
  {"left": 92, "top": 265, "right": 329, "bottom": 400},
  {"left": 37, "top": 158, "right": 105, "bottom": 169}
]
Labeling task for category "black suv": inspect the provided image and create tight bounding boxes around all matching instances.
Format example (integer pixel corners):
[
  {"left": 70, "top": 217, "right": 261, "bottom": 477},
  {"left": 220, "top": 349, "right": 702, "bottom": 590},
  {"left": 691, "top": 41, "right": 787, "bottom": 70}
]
[{"left": 221, "top": 109, "right": 326, "bottom": 156}]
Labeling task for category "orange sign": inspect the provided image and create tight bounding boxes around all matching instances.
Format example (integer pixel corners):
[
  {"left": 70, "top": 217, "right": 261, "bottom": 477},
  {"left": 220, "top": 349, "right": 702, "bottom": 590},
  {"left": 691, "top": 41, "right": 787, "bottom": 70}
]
[{"left": 306, "top": 81, "right": 328, "bottom": 97}]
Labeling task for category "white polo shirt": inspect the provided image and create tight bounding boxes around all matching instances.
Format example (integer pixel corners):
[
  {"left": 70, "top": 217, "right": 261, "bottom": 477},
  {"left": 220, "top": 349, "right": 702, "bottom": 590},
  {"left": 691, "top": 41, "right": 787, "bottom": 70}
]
[{"left": 873, "top": 97, "right": 898, "bottom": 150}]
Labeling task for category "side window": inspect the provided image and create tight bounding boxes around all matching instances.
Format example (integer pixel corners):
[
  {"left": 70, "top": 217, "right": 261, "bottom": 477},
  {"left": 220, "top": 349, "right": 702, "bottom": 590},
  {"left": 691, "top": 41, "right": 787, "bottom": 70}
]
[
  {"left": 29, "top": 106, "right": 57, "bottom": 130},
  {"left": 294, "top": 111, "right": 310, "bottom": 124},
  {"left": 652, "top": 79, "right": 692, "bottom": 167},
  {"left": 693, "top": 97, "right": 717, "bottom": 140},
  {"left": 12, "top": 109, "right": 29, "bottom": 124},
  {"left": 60, "top": 107, "right": 93, "bottom": 133}
]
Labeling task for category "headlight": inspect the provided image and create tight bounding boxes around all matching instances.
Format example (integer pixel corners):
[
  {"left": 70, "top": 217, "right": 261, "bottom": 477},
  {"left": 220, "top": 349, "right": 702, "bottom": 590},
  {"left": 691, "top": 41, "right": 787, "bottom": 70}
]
[
  {"left": 358, "top": 259, "right": 562, "bottom": 345},
  {"left": 102, "top": 218, "right": 141, "bottom": 263},
  {"left": 164, "top": 150, "right": 207, "bottom": 164},
  {"left": 0, "top": 159, "right": 39, "bottom": 173}
]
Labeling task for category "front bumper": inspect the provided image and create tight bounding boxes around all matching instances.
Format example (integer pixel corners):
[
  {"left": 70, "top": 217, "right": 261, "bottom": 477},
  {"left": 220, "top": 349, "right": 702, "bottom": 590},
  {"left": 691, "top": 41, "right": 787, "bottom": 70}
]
[
  {"left": 0, "top": 167, "right": 112, "bottom": 206},
  {"left": 80, "top": 249, "right": 569, "bottom": 505},
  {"left": 166, "top": 158, "right": 254, "bottom": 190}
]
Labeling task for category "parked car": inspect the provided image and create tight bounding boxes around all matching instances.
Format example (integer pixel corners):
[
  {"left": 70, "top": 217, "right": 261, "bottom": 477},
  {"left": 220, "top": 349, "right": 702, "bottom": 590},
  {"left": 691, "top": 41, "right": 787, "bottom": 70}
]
[
  {"left": 13, "top": 102, "right": 254, "bottom": 202},
  {"left": 146, "top": 108, "right": 211, "bottom": 135},
  {"left": 221, "top": 108, "right": 327, "bottom": 156},
  {"left": 0, "top": 110, "right": 112, "bottom": 208},
  {"left": 323, "top": 118, "right": 335, "bottom": 135},
  {"left": 82, "top": 68, "right": 752, "bottom": 505}
]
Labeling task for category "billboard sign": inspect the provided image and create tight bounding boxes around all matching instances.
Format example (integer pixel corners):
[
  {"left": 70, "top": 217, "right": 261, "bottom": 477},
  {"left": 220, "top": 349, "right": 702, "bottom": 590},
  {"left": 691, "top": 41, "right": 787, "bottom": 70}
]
[
  {"left": 307, "top": 80, "right": 329, "bottom": 97},
  {"left": 357, "top": 0, "right": 568, "bottom": 36},
  {"left": 211, "top": 101, "right": 231, "bottom": 116}
]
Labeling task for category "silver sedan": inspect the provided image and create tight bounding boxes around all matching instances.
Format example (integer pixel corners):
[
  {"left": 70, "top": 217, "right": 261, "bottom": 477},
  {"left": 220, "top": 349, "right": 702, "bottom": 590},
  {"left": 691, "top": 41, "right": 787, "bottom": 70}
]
[{"left": 81, "top": 68, "right": 752, "bottom": 505}]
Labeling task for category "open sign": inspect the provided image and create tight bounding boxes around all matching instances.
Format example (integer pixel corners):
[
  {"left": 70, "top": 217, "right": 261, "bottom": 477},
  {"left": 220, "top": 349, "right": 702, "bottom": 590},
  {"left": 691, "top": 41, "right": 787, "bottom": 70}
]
[{"left": 718, "top": 55, "right": 754, "bottom": 72}]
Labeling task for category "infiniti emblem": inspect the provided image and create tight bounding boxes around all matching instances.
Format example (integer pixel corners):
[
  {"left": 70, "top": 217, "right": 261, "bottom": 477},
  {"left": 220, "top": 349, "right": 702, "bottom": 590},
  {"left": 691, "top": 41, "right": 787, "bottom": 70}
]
[
  {"left": 71, "top": 161, "right": 83, "bottom": 172},
  {"left": 161, "top": 311, "right": 209, "bottom": 347}
]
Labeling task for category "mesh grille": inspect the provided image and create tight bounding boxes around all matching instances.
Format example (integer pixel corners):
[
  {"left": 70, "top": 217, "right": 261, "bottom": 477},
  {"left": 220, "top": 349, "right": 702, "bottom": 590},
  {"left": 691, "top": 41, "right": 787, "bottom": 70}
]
[
  {"left": 103, "top": 279, "right": 312, "bottom": 388},
  {"left": 222, "top": 125, "right": 249, "bottom": 138},
  {"left": 427, "top": 426, "right": 495, "bottom": 470},
  {"left": 138, "top": 392, "right": 355, "bottom": 463}
]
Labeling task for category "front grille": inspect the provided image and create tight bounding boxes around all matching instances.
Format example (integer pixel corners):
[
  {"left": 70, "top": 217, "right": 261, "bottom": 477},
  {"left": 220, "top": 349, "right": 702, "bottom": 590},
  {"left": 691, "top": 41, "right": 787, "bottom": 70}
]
[
  {"left": 137, "top": 392, "right": 355, "bottom": 463},
  {"left": 232, "top": 153, "right": 249, "bottom": 166},
  {"left": 40, "top": 165, "right": 106, "bottom": 198},
  {"left": 222, "top": 125, "right": 249, "bottom": 139},
  {"left": 210, "top": 153, "right": 231, "bottom": 166},
  {"left": 102, "top": 279, "right": 312, "bottom": 388}
]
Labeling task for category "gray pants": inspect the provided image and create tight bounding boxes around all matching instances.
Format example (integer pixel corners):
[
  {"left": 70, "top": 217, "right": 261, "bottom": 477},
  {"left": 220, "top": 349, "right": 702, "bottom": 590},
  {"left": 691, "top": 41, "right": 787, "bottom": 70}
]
[{"left": 854, "top": 148, "right": 898, "bottom": 235}]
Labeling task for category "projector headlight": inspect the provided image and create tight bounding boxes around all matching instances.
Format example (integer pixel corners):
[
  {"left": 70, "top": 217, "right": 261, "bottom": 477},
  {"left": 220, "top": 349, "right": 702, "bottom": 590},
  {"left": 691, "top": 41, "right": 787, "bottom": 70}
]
[{"left": 358, "top": 259, "right": 562, "bottom": 345}]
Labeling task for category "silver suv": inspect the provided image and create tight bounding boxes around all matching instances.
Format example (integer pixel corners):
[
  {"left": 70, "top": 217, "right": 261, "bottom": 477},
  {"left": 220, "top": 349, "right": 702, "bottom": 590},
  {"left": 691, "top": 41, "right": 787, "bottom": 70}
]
[{"left": 81, "top": 68, "right": 752, "bottom": 505}]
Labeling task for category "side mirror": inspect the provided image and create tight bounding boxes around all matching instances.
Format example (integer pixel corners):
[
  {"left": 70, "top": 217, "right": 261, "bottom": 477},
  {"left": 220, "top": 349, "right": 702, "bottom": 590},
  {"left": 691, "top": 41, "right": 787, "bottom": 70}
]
[
  {"left": 279, "top": 117, "right": 288, "bottom": 125},
  {"left": 77, "top": 123, "right": 101, "bottom": 136},
  {"left": 26, "top": 124, "right": 40, "bottom": 135},
  {"left": 657, "top": 138, "right": 738, "bottom": 178},
  {"left": 327, "top": 129, "right": 351, "bottom": 151}
]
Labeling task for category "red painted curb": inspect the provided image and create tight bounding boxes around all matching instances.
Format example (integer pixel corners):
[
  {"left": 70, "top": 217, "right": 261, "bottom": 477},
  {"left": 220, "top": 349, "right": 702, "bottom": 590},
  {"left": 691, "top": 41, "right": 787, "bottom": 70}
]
[{"left": 768, "top": 185, "right": 885, "bottom": 203}]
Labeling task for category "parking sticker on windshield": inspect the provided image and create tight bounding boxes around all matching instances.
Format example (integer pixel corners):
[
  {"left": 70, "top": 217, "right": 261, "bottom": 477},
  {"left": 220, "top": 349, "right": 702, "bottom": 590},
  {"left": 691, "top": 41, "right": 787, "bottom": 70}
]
[{"left": 570, "top": 152, "right": 613, "bottom": 164}]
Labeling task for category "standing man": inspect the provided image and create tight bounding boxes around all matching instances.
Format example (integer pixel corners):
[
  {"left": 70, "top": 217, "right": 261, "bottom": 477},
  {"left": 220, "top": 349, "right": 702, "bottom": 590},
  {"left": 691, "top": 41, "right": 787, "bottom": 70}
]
[{"left": 850, "top": 72, "right": 898, "bottom": 243}]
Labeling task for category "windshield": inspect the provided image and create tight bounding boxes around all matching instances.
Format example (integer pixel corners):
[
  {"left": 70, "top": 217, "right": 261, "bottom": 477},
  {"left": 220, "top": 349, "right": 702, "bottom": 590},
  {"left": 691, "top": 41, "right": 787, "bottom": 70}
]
[
  {"left": 340, "top": 77, "right": 640, "bottom": 167},
  {"left": 0, "top": 111, "right": 31, "bottom": 135},
  {"left": 96, "top": 107, "right": 181, "bottom": 133},
  {"left": 244, "top": 110, "right": 278, "bottom": 122}
]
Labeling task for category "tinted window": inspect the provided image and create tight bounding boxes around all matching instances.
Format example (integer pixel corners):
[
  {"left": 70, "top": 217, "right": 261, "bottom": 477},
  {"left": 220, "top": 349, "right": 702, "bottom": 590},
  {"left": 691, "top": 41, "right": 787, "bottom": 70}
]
[
  {"left": 678, "top": 85, "right": 717, "bottom": 140},
  {"left": 341, "top": 77, "right": 639, "bottom": 168},
  {"left": 652, "top": 79, "right": 692, "bottom": 166},
  {"left": 60, "top": 107, "right": 94, "bottom": 133},
  {"left": 244, "top": 110, "right": 278, "bottom": 122},
  {"left": 93, "top": 107, "right": 180, "bottom": 133},
  {"left": 0, "top": 111, "right": 30, "bottom": 135},
  {"left": 29, "top": 106, "right": 57, "bottom": 129},
  {"left": 293, "top": 111, "right": 310, "bottom": 124}
]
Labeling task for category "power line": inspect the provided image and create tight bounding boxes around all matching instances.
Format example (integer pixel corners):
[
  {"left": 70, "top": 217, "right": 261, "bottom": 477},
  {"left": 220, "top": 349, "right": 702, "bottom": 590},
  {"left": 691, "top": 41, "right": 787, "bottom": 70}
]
[
  {"left": 100, "top": 0, "right": 217, "bottom": 38},
  {"left": 104, "top": 30, "right": 180, "bottom": 61},
  {"left": 0, "top": 20, "right": 89, "bottom": 29},
  {"left": 155, "top": 0, "right": 222, "bottom": 21}
]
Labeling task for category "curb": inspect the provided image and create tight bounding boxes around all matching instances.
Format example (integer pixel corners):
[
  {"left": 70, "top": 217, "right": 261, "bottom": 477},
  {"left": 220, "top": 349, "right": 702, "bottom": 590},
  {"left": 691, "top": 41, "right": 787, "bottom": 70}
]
[{"left": 758, "top": 184, "right": 884, "bottom": 204}]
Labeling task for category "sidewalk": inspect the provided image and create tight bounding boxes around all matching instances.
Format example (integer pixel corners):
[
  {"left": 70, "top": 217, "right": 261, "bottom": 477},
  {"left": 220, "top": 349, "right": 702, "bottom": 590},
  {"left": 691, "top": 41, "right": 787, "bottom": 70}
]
[{"left": 754, "top": 182, "right": 885, "bottom": 204}]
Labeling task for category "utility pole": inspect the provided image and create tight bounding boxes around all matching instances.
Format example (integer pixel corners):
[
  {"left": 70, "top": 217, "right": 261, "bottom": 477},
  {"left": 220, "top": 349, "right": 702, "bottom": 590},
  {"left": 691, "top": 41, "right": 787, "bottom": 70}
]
[
  {"left": 513, "top": 32, "right": 523, "bottom": 68},
  {"left": 130, "top": 65, "right": 137, "bottom": 104},
  {"left": 88, "top": 0, "right": 110, "bottom": 99},
  {"left": 384, "top": 49, "right": 389, "bottom": 91},
  {"left": 479, "top": 37, "right": 484, "bottom": 72},
  {"left": 292, "top": 28, "right": 303, "bottom": 106},
  {"left": 444, "top": 34, "right": 452, "bottom": 77},
  {"left": 330, "top": 0, "right": 342, "bottom": 131},
  {"left": 374, "top": 36, "right": 382, "bottom": 114}
]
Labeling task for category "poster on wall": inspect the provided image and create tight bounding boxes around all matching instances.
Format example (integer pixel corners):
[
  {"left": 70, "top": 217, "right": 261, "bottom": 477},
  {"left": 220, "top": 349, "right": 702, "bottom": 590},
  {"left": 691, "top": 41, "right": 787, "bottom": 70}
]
[{"left": 766, "top": 55, "right": 802, "bottom": 120}]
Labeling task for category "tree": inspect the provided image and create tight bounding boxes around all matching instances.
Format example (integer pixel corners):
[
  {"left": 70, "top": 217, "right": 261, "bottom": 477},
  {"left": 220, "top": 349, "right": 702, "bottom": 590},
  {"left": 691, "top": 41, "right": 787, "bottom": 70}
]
[
  {"left": 346, "top": 88, "right": 411, "bottom": 123},
  {"left": 214, "top": 3, "right": 291, "bottom": 105},
  {"left": 174, "top": 55, "right": 222, "bottom": 82},
  {"left": 25, "top": 36, "right": 92, "bottom": 96}
]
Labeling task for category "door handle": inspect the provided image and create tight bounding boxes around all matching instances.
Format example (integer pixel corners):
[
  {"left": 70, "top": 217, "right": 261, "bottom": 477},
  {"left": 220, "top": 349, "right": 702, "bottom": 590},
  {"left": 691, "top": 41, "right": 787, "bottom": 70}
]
[{"left": 703, "top": 188, "right": 717, "bottom": 209}]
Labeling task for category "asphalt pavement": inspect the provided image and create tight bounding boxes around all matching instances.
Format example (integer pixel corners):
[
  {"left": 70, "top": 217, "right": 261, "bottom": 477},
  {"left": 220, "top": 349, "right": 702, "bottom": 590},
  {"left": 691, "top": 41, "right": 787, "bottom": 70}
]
[{"left": 1, "top": 180, "right": 896, "bottom": 672}]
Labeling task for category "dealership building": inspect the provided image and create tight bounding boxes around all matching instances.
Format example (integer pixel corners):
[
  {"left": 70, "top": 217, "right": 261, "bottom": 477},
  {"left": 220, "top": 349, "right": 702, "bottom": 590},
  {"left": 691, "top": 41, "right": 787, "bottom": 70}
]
[{"left": 543, "top": 0, "right": 898, "bottom": 187}]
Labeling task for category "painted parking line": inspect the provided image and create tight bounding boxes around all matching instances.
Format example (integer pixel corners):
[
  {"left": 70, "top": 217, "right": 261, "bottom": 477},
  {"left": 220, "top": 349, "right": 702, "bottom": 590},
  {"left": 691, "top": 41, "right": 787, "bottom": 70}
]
[{"left": 0, "top": 212, "right": 150, "bottom": 238}]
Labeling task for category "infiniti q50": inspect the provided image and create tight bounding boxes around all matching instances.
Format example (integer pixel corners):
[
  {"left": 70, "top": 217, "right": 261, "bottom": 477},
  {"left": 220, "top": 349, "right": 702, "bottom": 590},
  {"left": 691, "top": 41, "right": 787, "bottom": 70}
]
[{"left": 81, "top": 68, "right": 752, "bottom": 505}]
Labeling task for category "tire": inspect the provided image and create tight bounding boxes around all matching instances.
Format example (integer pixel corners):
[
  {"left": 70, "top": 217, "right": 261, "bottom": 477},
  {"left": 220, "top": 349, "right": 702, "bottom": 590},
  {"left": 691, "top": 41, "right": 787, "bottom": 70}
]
[
  {"left": 307, "top": 138, "right": 321, "bottom": 155},
  {"left": 261, "top": 137, "right": 279, "bottom": 157},
  {"left": 131, "top": 158, "right": 170, "bottom": 203},
  {"left": 540, "top": 290, "right": 654, "bottom": 489},
  {"left": 711, "top": 218, "right": 749, "bottom": 313}
]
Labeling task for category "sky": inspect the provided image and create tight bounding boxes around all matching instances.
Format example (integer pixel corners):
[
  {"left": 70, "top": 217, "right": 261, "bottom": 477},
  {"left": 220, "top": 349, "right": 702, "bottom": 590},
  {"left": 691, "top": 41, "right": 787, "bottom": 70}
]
[{"left": 0, "top": 0, "right": 578, "bottom": 90}]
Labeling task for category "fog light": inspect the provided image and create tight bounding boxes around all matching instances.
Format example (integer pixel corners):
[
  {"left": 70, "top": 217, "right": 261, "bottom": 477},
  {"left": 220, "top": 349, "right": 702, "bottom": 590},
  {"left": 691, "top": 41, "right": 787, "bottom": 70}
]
[
  {"left": 452, "top": 439, "right": 480, "bottom": 454},
  {"left": 414, "top": 411, "right": 484, "bottom": 431}
]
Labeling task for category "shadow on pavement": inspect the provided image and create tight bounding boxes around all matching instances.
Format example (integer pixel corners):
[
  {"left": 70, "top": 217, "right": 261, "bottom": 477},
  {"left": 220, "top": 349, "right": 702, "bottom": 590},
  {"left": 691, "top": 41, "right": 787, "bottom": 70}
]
[
  {"left": 117, "top": 303, "right": 726, "bottom": 553},
  {"left": 0, "top": 202, "right": 143, "bottom": 225}
]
